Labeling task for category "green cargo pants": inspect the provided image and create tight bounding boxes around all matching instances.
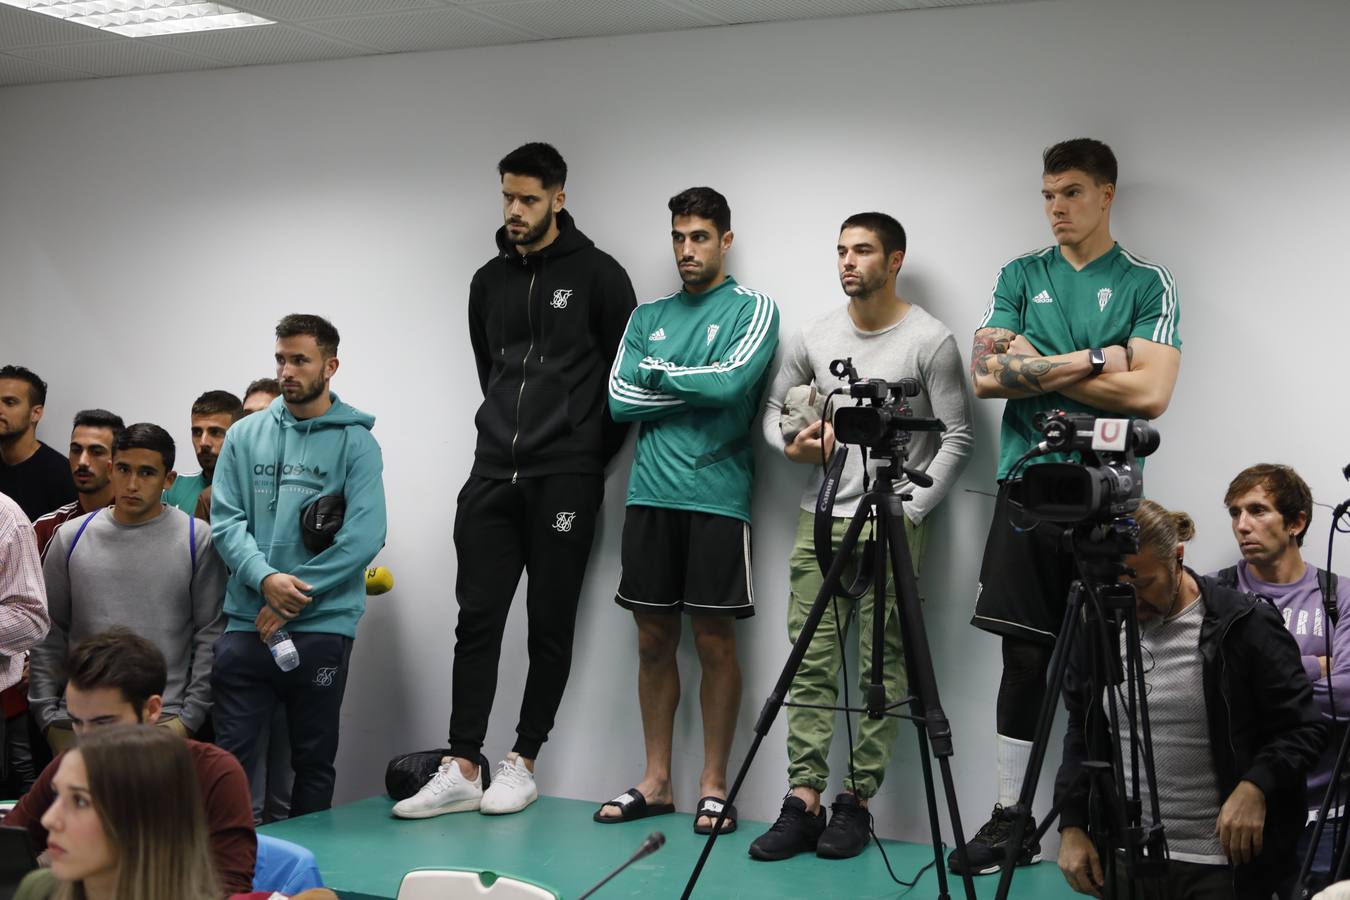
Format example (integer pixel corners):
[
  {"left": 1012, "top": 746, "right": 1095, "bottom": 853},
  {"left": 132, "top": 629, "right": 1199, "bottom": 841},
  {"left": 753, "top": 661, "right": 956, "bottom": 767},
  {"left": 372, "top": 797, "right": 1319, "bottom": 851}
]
[{"left": 784, "top": 508, "right": 928, "bottom": 798}]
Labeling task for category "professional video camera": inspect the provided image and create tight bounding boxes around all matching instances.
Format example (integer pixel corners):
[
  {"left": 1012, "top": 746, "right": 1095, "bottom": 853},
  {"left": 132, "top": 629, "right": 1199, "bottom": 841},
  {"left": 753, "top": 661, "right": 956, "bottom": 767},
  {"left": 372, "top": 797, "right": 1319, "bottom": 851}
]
[
  {"left": 827, "top": 358, "right": 944, "bottom": 453},
  {"left": 1019, "top": 410, "right": 1160, "bottom": 523}
]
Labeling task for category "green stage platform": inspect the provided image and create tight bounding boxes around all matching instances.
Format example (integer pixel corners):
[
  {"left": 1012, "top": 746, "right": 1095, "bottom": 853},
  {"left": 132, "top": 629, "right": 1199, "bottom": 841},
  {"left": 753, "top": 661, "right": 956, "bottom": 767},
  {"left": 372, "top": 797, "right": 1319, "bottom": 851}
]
[{"left": 259, "top": 795, "right": 1077, "bottom": 899}]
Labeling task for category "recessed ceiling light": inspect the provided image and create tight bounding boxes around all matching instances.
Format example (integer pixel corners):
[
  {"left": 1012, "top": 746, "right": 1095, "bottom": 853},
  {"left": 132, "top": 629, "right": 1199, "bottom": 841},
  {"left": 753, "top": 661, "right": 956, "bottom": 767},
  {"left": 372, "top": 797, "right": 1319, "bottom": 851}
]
[{"left": 1, "top": 1, "right": 274, "bottom": 37}]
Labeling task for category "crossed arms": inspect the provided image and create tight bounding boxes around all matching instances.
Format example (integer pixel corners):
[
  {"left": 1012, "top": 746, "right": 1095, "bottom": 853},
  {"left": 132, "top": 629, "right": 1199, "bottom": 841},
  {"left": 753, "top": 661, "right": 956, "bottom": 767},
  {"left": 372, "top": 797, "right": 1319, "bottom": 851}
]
[{"left": 970, "top": 326, "right": 1180, "bottom": 420}]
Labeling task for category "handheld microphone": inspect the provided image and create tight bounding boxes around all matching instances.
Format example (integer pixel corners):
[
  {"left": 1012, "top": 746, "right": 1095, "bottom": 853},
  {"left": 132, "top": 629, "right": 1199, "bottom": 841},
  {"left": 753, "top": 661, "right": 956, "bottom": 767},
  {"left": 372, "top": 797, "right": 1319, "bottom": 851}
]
[
  {"left": 576, "top": 832, "right": 665, "bottom": 899},
  {"left": 365, "top": 566, "right": 394, "bottom": 595}
]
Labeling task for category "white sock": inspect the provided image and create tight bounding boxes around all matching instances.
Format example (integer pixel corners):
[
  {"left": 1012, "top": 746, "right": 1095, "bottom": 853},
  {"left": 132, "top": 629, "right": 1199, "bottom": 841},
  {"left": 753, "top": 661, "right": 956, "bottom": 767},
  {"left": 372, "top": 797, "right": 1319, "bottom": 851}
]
[{"left": 996, "top": 734, "right": 1033, "bottom": 808}]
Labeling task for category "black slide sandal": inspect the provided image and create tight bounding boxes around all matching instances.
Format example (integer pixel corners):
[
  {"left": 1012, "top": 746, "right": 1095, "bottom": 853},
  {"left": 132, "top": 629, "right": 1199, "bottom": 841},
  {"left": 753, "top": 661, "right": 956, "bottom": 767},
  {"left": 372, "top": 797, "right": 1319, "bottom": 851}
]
[
  {"left": 693, "top": 795, "right": 737, "bottom": 834},
  {"left": 593, "top": 788, "right": 676, "bottom": 823}
]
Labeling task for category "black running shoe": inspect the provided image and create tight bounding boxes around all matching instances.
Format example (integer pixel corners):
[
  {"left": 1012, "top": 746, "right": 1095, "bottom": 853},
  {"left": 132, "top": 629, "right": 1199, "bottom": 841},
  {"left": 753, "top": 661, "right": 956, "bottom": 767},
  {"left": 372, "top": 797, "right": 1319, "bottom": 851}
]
[
  {"left": 946, "top": 803, "right": 1042, "bottom": 875},
  {"left": 748, "top": 795, "right": 827, "bottom": 861},
  {"left": 816, "top": 792, "right": 872, "bottom": 859}
]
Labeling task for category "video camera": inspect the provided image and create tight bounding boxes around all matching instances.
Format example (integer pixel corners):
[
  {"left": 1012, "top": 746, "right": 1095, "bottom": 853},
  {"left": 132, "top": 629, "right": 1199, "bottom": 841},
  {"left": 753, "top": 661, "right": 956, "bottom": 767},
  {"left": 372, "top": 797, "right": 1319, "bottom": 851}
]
[
  {"left": 828, "top": 358, "right": 944, "bottom": 453},
  {"left": 1019, "top": 410, "right": 1160, "bottom": 523}
]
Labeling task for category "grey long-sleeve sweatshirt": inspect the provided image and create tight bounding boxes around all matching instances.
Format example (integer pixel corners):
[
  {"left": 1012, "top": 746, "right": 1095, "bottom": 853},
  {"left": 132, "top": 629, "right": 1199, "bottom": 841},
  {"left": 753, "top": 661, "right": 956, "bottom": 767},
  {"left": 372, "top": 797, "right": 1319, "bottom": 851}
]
[
  {"left": 761, "top": 303, "right": 974, "bottom": 523},
  {"left": 30, "top": 504, "right": 226, "bottom": 732}
]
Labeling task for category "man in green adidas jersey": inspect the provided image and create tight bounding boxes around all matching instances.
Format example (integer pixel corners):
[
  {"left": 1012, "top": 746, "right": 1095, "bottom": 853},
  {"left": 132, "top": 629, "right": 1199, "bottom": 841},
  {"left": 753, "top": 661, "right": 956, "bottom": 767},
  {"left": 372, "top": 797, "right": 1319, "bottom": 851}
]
[
  {"left": 953, "top": 139, "right": 1183, "bottom": 875},
  {"left": 597, "top": 187, "right": 779, "bottom": 834}
]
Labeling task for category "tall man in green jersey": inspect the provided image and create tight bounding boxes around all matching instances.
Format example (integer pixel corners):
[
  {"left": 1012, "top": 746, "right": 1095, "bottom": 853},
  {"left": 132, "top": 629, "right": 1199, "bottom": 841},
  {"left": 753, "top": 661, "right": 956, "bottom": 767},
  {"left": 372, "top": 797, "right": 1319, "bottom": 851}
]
[
  {"left": 597, "top": 187, "right": 779, "bottom": 834},
  {"left": 953, "top": 139, "right": 1183, "bottom": 875}
]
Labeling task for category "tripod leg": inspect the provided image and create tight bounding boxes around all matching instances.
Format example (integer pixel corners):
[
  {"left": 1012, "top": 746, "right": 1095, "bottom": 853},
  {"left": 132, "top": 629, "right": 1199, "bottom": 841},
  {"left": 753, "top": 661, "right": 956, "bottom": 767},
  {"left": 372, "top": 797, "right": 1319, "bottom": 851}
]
[
  {"left": 867, "top": 514, "right": 888, "bottom": 720},
  {"left": 881, "top": 494, "right": 976, "bottom": 900},
  {"left": 993, "top": 583, "right": 1084, "bottom": 900},
  {"left": 1297, "top": 716, "right": 1350, "bottom": 893},
  {"left": 679, "top": 503, "right": 874, "bottom": 900}
]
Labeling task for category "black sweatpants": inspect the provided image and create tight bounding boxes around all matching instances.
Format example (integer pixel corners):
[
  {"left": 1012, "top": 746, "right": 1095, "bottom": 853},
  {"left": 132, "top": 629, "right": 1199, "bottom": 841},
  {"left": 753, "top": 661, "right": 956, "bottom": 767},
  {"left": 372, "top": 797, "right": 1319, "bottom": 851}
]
[
  {"left": 212, "top": 630, "right": 353, "bottom": 816},
  {"left": 448, "top": 473, "right": 602, "bottom": 761}
]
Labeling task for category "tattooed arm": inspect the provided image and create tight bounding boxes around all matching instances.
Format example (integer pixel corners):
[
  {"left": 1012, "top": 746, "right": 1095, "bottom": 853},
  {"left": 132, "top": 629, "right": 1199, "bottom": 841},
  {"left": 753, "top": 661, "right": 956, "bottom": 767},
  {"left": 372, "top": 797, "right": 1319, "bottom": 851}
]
[
  {"left": 1056, "top": 338, "right": 1181, "bottom": 419},
  {"left": 970, "top": 327, "right": 1100, "bottom": 399}
]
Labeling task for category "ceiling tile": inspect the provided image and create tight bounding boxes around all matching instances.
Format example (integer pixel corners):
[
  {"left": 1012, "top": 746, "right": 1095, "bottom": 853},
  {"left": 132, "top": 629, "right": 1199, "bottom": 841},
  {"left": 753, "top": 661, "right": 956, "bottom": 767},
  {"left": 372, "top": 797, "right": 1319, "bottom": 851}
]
[
  {"left": 6, "top": 39, "right": 223, "bottom": 78},
  {"left": 0, "top": 4, "right": 123, "bottom": 50},
  {"left": 466, "top": 0, "right": 714, "bottom": 39},
  {"left": 153, "top": 23, "right": 371, "bottom": 66},
  {"left": 0, "top": 49, "right": 93, "bottom": 84},
  {"left": 229, "top": 0, "right": 443, "bottom": 21},
  {"left": 684, "top": 0, "right": 958, "bottom": 25},
  {"left": 303, "top": 7, "right": 536, "bottom": 51}
]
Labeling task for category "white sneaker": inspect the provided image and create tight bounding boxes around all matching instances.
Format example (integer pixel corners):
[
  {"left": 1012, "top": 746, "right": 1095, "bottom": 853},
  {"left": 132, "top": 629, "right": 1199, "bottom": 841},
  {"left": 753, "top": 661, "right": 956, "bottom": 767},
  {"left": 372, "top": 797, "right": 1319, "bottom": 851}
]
[
  {"left": 479, "top": 755, "right": 538, "bottom": 815},
  {"left": 391, "top": 759, "right": 483, "bottom": 818}
]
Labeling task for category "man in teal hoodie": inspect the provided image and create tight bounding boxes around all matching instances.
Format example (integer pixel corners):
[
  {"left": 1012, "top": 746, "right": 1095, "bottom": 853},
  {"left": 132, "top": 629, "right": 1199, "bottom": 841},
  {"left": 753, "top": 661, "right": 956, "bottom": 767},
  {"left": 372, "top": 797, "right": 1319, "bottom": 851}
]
[{"left": 210, "top": 314, "right": 386, "bottom": 816}]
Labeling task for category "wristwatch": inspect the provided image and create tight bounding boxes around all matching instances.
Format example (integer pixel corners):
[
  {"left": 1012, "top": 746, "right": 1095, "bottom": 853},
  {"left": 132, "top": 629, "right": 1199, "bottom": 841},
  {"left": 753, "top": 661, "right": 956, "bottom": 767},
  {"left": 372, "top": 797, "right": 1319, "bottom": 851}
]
[{"left": 1088, "top": 347, "right": 1106, "bottom": 376}]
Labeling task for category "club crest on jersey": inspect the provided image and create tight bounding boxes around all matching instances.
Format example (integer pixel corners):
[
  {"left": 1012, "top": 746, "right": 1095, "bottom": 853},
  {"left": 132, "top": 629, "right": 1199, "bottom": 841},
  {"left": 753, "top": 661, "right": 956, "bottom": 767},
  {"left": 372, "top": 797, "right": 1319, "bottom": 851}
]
[
  {"left": 1097, "top": 288, "right": 1113, "bottom": 311},
  {"left": 553, "top": 511, "right": 577, "bottom": 533},
  {"left": 551, "top": 289, "right": 573, "bottom": 309},
  {"left": 706, "top": 323, "right": 720, "bottom": 345}
]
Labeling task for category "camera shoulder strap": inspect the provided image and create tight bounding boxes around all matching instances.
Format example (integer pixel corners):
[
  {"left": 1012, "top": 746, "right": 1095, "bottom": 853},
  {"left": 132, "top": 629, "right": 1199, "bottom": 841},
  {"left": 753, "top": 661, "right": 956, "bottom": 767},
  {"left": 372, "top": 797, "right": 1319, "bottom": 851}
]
[{"left": 814, "top": 446, "right": 849, "bottom": 578}]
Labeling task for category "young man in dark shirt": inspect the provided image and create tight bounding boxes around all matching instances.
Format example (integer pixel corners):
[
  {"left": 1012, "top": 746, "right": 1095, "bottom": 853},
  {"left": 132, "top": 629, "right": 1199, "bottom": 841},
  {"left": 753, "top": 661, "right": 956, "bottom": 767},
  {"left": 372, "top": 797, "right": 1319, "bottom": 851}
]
[{"left": 0, "top": 366, "right": 76, "bottom": 522}]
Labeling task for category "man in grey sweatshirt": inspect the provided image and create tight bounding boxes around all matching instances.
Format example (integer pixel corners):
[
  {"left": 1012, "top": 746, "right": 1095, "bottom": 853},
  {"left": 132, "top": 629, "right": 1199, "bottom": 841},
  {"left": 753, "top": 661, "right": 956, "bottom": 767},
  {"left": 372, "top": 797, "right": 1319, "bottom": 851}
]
[
  {"left": 750, "top": 212, "right": 973, "bottom": 862},
  {"left": 29, "top": 423, "right": 225, "bottom": 751}
]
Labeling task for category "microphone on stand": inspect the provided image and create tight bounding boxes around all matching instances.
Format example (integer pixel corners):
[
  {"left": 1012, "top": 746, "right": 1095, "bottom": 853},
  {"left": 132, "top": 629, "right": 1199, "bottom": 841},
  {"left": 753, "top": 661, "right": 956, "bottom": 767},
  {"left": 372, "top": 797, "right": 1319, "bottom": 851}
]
[{"left": 576, "top": 832, "right": 665, "bottom": 899}]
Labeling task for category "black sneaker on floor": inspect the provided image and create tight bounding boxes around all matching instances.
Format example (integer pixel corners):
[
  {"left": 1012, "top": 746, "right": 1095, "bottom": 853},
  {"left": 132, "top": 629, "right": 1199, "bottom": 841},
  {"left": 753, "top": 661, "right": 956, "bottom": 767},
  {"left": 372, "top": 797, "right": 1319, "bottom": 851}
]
[
  {"left": 748, "top": 795, "right": 827, "bottom": 861},
  {"left": 816, "top": 792, "right": 872, "bottom": 859},
  {"left": 946, "top": 803, "right": 1042, "bottom": 875}
]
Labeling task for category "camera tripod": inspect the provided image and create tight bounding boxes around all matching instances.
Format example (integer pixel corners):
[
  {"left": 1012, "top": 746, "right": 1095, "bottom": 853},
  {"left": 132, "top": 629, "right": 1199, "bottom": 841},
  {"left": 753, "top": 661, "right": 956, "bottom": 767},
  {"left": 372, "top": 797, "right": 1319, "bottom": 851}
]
[
  {"left": 993, "top": 520, "right": 1168, "bottom": 900},
  {"left": 680, "top": 444, "right": 977, "bottom": 899}
]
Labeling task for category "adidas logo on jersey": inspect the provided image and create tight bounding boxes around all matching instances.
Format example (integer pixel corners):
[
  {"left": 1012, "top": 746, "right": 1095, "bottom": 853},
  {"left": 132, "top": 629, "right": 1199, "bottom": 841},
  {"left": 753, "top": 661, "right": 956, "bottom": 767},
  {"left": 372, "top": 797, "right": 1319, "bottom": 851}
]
[
  {"left": 1032, "top": 291, "right": 1054, "bottom": 304},
  {"left": 649, "top": 327, "right": 667, "bottom": 341}
]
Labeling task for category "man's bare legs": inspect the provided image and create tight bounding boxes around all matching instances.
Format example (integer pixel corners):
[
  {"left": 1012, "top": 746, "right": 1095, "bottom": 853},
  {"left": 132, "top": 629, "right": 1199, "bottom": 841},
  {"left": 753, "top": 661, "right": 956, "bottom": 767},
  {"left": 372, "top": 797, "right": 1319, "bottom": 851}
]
[
  {"left": 597, "top": 612, "right": 742, "bottom": 829},
  {"left": 693, "top": 615, "right": 740, "bottom": 830},
  {"left": 597, "top": 612, "right": 681, "bottom": 817}
]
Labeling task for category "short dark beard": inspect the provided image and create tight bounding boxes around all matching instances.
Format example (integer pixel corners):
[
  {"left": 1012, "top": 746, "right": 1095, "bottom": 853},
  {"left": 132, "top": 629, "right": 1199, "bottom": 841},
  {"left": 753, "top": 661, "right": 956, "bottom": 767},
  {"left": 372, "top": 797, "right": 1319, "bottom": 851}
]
[
  {"left": 287, "top": 375, "right": 328, "bottom": 407},
  {"left": 513, "top": 206, "right": 554, "bottom": 249}
]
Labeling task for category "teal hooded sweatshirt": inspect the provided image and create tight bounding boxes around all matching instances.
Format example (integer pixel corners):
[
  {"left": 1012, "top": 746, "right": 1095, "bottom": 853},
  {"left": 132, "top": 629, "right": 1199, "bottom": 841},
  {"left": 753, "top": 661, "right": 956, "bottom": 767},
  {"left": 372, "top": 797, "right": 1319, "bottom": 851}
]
[{"left": 211, "top": 392, "right": 386, "bottom": 638}]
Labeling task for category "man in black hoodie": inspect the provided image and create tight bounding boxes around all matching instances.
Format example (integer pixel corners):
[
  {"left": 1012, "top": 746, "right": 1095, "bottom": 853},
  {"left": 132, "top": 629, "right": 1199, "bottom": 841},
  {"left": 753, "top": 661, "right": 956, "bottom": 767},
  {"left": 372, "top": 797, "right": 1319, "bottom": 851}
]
[{"left": 394, "top": 142, "right": 636, "bottom": 820}]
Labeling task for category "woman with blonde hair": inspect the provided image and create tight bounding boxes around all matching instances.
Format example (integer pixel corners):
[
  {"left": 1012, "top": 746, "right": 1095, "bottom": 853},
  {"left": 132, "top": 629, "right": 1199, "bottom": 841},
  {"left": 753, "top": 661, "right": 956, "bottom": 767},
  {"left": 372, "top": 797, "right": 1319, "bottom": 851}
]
[{"left": 15, "top": 724, "right": 334, "bottom": 900}]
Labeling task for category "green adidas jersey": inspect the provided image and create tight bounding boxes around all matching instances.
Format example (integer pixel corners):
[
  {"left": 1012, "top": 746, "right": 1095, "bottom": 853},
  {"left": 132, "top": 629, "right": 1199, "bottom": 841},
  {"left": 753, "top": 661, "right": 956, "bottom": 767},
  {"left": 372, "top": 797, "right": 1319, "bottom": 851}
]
[
  {"left": 162, "top": 471, "right": 207, "bottom": 516},
  {"left": 608, "top": 276, "right": 779, "bottom": 522},
  {"left": 979, "top": 243, "right": 1181, "bottom": 479}
]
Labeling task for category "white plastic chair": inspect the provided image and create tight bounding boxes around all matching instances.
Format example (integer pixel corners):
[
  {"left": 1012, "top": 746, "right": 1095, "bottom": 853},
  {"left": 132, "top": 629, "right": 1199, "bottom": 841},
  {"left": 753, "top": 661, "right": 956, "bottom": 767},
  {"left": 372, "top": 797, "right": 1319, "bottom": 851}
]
[{"left": 396, "top": 868, "right": 561, "bottom": 899}]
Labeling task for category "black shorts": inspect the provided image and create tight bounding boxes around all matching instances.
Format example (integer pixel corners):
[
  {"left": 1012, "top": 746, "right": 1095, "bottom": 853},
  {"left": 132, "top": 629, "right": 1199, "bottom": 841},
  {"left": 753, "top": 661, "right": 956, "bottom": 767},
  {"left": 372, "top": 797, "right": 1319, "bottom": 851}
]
[
  {"left": 971, "top": 480, "right": 1077, "bottom": 644},
  {"left": 615, "top": 505, "right": 754, "bottom": 619}
]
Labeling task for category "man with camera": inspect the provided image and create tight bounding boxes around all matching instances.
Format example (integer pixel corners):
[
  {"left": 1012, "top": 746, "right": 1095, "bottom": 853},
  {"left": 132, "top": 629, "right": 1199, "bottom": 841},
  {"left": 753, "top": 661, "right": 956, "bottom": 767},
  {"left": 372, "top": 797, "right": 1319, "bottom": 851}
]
[
  {"left": 1215, "top": 464, "right": 1350, "bottom": 893},
  {"left": 211, "top": 313, "right": 387, "bottom": 816},
  {"left": 960, "top": 138, "right": 1183, "bottom": 873},
  {"left": 1056, "top": 499, "right": 1324, "bottom": 899},
  {"left": 747, "top": 212, "right": 972, "bottom": 861},
  {"left": 597, "top": 187, "right": 777, "bottom": 834}
]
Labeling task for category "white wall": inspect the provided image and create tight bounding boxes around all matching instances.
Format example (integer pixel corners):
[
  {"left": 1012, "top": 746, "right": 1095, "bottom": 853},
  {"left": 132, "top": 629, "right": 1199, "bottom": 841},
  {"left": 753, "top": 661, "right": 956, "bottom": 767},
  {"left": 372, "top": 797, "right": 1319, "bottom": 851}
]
[{"left": 3, "top": 0, "right": 1349, "bottom": 854}]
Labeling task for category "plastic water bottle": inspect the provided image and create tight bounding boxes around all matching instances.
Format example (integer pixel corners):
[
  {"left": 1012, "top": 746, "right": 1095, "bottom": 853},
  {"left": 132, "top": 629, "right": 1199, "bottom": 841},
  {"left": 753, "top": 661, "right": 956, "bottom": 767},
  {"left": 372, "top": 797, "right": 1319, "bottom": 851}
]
[{"left": 268, "top": 630, "right": 300, "bottom": 672}]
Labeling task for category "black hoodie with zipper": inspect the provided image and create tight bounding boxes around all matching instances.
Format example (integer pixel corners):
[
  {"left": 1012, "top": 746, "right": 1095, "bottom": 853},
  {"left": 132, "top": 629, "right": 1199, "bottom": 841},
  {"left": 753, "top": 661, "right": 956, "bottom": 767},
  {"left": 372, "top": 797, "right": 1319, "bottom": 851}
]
[{"left": 467, "top": 209, "right": 637, "bottom": 480}]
